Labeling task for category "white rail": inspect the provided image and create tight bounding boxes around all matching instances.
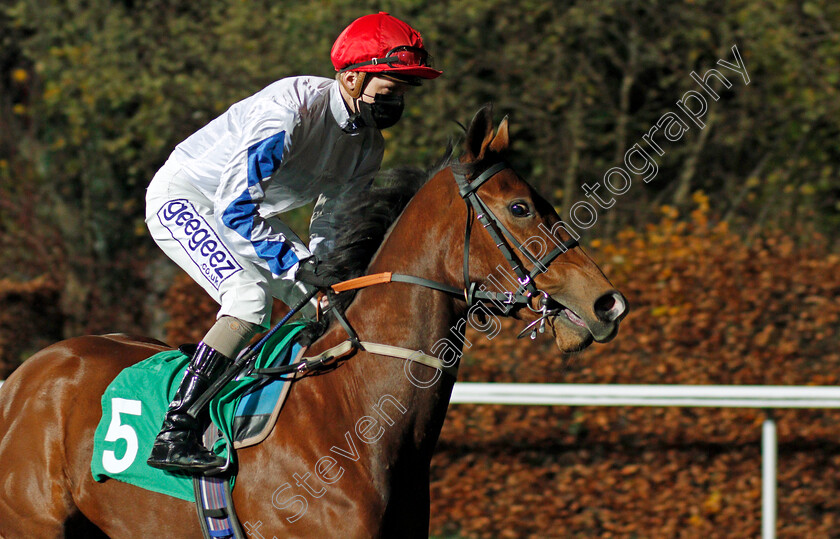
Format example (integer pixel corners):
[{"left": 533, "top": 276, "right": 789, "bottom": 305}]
[
  {"left": 3, "top": 380, "right": 836, "bottom": 538},
  {"left": 450, "top": 383, "right": 840, "bottom": 539},
  {"left": 450, "top": 383, "right": 840, "bottom": 408}
]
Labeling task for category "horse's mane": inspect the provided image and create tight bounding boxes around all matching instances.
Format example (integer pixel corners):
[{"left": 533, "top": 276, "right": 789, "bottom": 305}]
[
  {"left": 317, "top": 146, "right": 457, "bottom": 291},
  {"left": 315, "top": 167, "right": 429, "bottom": 286}
]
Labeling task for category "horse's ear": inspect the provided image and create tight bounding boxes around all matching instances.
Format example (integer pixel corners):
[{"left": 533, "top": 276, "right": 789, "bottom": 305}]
[
  {"left": 489, "top": 116, "right": 510, "bottom": 153},
  {"left": 463, "top": 105, "right": 495, "bottom": 162}
]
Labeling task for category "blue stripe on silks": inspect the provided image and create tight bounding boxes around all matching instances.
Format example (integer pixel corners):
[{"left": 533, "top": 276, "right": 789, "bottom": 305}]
[{"left": 222, "top": 131, "right": 299, "bottom": 275}]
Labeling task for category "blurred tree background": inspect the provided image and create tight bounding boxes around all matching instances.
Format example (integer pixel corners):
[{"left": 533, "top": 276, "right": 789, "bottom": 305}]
[{"left": 1, "top": 0, "right": 839, "bottom": 535}]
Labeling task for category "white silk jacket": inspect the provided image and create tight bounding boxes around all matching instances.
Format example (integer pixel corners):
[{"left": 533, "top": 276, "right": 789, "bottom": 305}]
[{"left": 163, "top": 76, "right": 384, "bottom": 276}]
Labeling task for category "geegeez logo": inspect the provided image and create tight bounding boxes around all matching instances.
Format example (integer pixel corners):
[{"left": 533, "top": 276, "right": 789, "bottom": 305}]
[{"left": 157, "top": 199, "right": 242, "bottom": 289}]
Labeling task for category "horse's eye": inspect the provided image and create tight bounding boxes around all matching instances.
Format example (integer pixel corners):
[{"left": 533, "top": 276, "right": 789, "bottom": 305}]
[{"left": 509, "top": 201, "right": 531, "bottom": 218}]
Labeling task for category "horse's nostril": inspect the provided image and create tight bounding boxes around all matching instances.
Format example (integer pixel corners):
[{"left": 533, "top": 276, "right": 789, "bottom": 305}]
[{"left": 594, "top": 292, "right": 627, "bottom": 323}]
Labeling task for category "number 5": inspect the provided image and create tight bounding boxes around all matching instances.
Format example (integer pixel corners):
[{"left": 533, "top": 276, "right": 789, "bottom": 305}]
[{"left": 102, "top": 398, "right": 142, "bottom": 474}]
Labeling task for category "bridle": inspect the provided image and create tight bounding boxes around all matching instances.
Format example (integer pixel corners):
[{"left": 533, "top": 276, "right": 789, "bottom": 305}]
[
  {"left": 327, "top": 160, "right": 580, "bottom": 341},
  {"left": 453, "top": 161, "right": 578, "bottom": 311},
  {"left": 455, "top": 161, "right": 579, "bottom": 338}
]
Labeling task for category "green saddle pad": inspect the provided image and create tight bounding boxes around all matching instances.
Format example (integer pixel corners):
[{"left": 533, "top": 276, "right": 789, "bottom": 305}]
[{"left": 90, "top": 322, "right": 306, "bottom": 501}]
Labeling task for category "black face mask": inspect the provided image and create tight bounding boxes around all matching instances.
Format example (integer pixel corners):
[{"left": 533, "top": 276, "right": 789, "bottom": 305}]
[{"left": 354, "top": 93, "right": 404, "bottom": 130}]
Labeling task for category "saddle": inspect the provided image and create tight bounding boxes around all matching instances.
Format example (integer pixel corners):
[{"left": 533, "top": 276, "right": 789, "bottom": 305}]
[{"left": 90, "top": 323, "right": 308, "bottom": 500}]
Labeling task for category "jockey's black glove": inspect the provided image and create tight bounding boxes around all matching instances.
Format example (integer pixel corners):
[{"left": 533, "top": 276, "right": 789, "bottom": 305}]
[{"left": 295, "top": 255, "right": 341, "bottom": 288}]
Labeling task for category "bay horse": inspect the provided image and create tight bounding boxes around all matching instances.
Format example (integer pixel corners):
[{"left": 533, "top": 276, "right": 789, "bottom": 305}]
[{"left": 0, "top": 106, "right": 627, "bottom": 538}]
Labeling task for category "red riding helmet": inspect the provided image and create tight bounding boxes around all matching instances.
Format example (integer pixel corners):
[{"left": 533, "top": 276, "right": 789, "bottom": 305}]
[{"left": 331, "top": 12, "right": 442, "bottom": 81}]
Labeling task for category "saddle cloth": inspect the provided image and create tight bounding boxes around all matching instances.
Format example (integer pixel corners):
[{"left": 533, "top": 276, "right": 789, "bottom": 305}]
[{"left": 90, "top": 322, "right": 306, "bottom": 501}]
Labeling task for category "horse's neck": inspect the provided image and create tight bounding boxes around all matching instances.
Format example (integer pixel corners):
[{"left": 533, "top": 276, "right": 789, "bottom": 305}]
[
  {"left": 352, "top": 168, "right": 465, "bottom": 347},
  {"left": 350, "top": 168, "right": 465, "bottom": 336},
  {"left": 328, "top": 172, "right": 464, "bottom": 454}
]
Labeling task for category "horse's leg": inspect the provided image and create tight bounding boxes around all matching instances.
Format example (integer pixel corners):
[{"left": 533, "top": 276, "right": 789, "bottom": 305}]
[{"left": 0, "top": 349, "right": 81, "bottom": 538}]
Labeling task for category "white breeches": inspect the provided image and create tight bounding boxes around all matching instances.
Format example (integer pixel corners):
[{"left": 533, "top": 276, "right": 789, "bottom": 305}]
[{"left": 145, "top": 160, "right": 316, "bottom": 328}]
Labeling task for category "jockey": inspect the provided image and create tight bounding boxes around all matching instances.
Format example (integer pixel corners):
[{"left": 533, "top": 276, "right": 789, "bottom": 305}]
[{"left": 144, "top": 12, "right": 441, "bottom": 472}]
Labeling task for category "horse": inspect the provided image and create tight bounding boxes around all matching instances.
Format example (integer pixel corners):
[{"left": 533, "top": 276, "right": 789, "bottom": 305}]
[{"left": 0, "top": 106, "right": 627, "bottom": 538}]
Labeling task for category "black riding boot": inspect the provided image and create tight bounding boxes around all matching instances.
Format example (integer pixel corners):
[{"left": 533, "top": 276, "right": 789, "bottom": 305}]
[{"left": 147, "top": 343, "right": 231, "bottom": 472}]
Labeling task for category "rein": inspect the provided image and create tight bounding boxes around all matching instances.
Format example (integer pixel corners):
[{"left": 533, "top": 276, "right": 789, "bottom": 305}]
[{"left": 297, "top": 161, "right": 583, "bottom": 378}]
